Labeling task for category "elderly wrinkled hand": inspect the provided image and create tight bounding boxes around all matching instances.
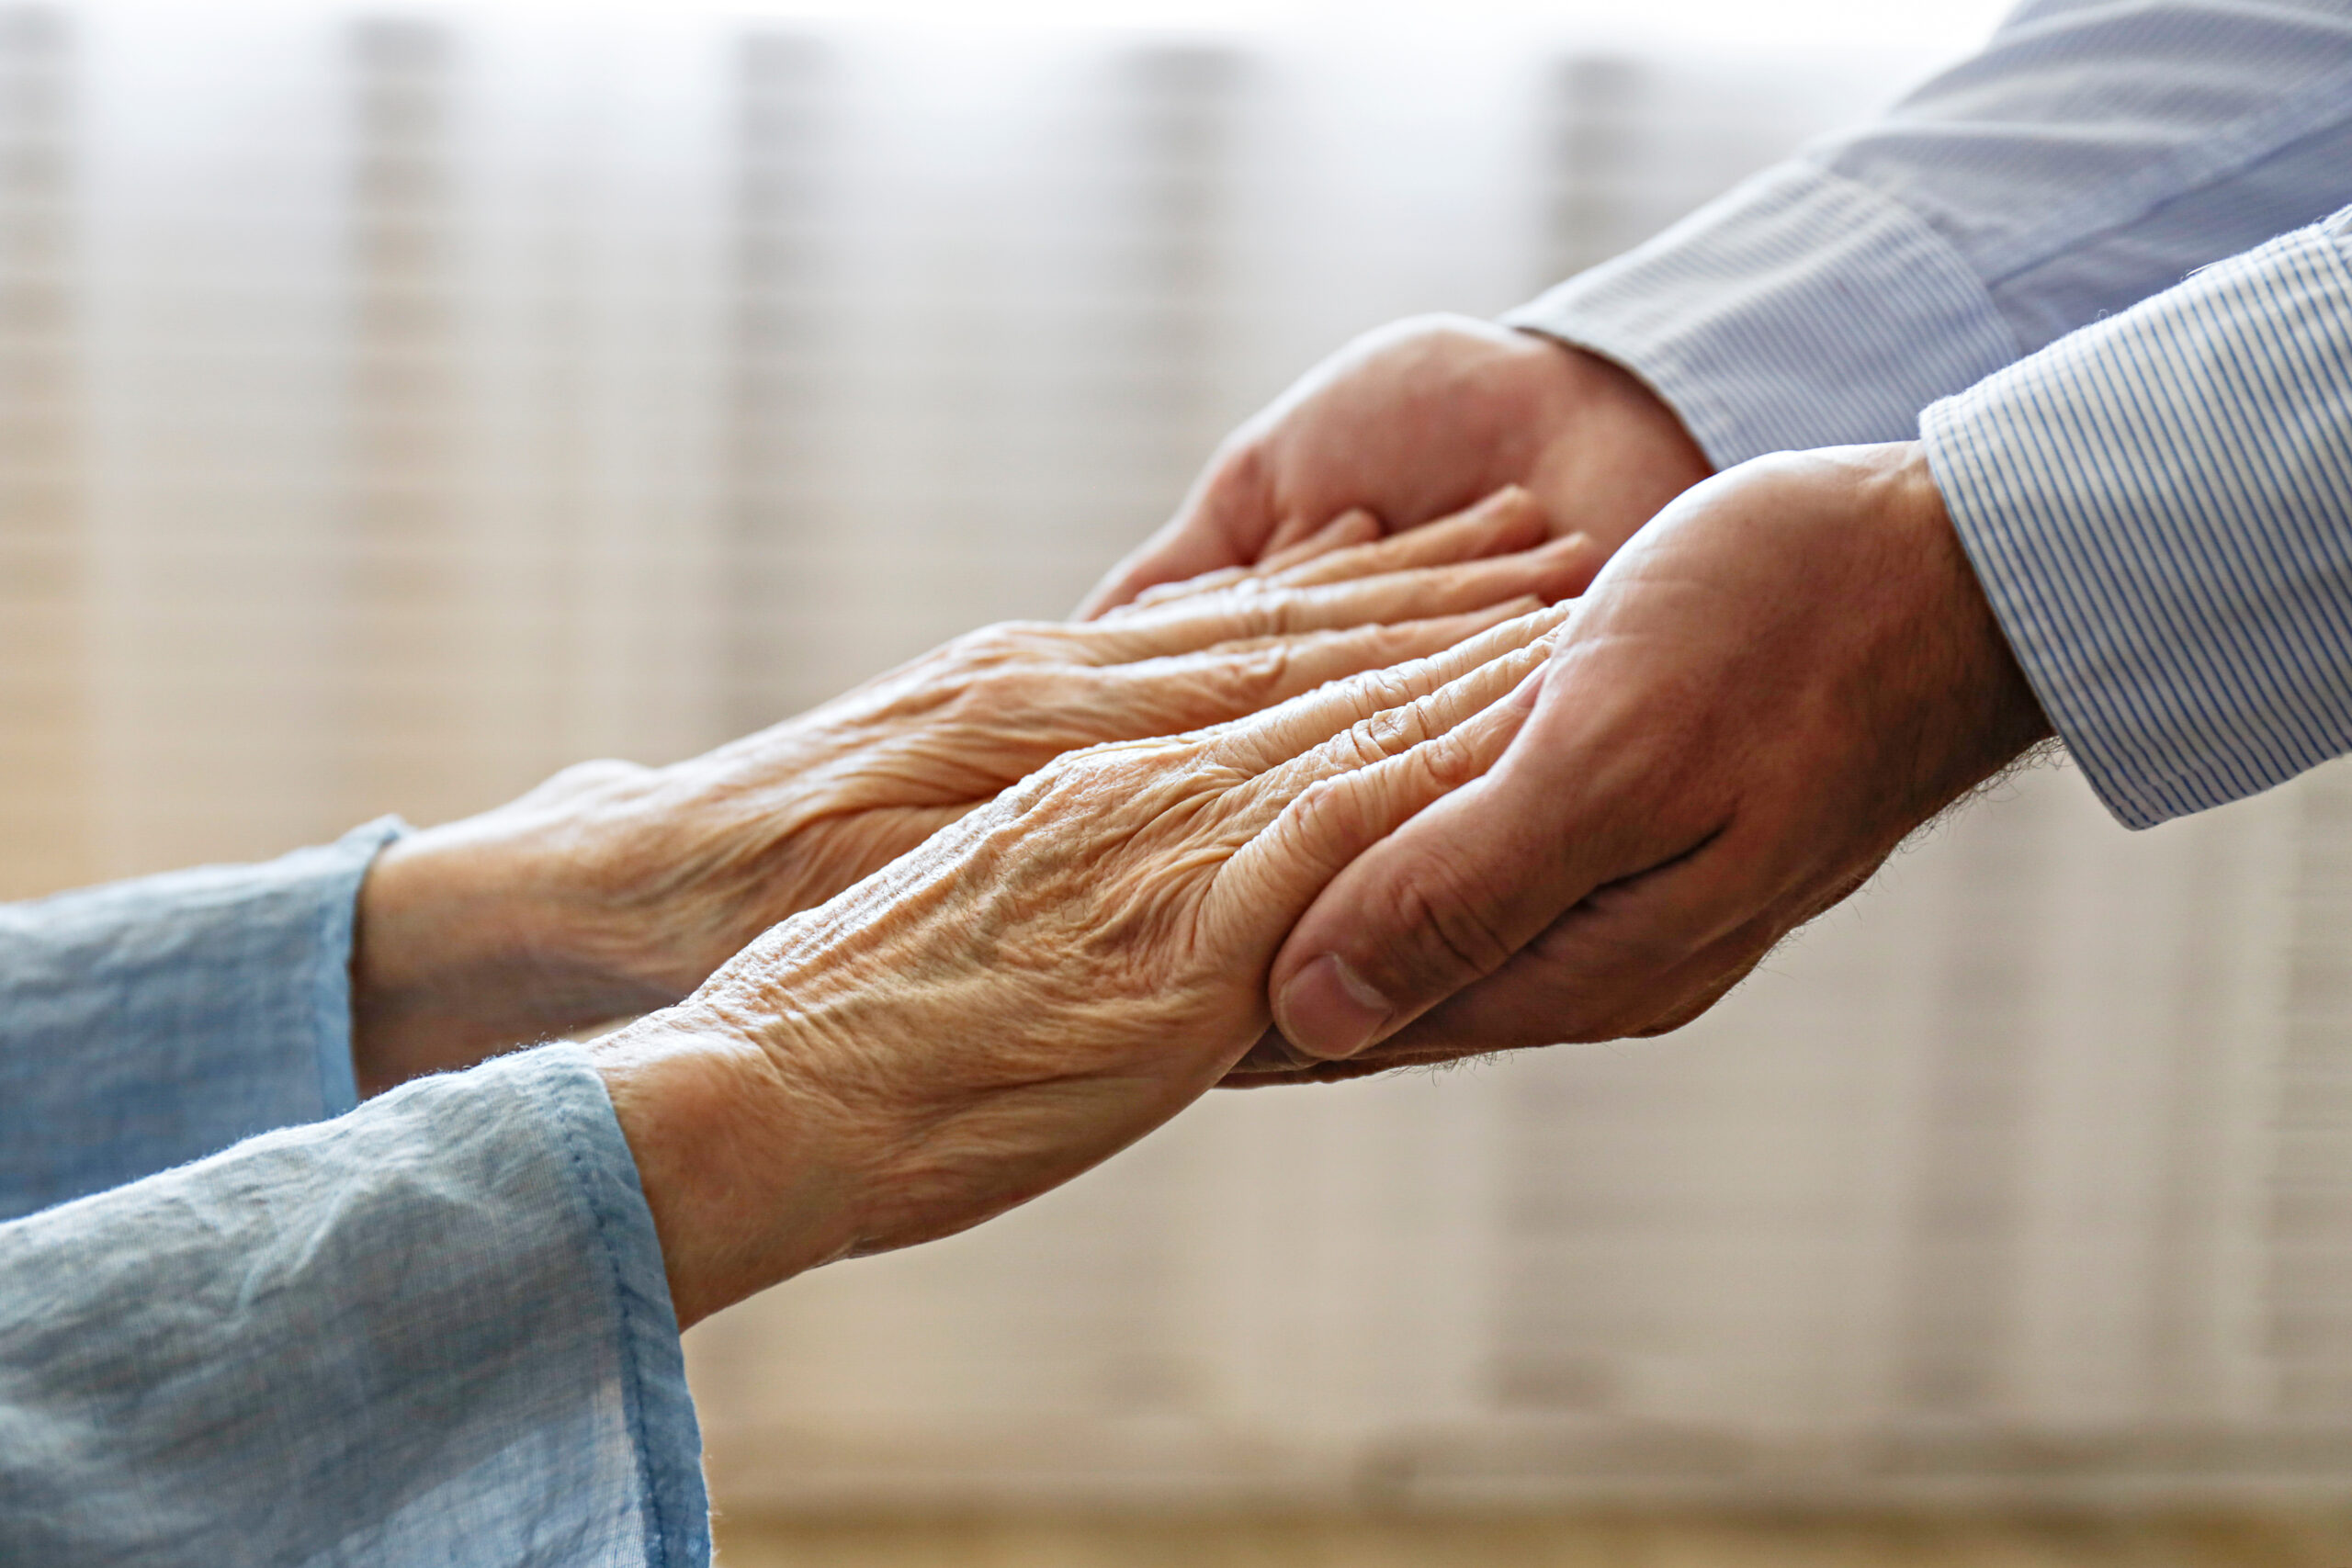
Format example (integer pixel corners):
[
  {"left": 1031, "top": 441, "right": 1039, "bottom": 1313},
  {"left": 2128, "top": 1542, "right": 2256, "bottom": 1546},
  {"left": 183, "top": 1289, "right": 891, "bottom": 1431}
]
[
  {"left": 348, "top": 489, "right": 1589, "bottom": 1093},
  {"left": 594, "top": 604, "right": 1569, "bottom": 1325}
]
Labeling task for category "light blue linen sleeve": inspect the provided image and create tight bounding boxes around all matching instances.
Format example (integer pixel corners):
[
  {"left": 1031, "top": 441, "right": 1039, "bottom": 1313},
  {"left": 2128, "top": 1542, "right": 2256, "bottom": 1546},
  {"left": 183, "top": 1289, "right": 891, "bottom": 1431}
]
[
  {"left": 0, "top": 818, "right": 405, "bottom": 1222},
  {"left": 0, "top": 1042, "right": 710, "bottom": 1568},
  {"left": 1922, "top": 208, "right": 2352, "bottom": 829},
  {"left": 1505, "top": 0, "right": 2352, "bottom": 468}
]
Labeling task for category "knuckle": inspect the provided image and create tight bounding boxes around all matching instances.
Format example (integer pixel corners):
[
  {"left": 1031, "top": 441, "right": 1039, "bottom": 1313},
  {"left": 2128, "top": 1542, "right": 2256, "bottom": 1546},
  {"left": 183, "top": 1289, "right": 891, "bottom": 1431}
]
[
  {"left": 1225, "top": 643, "right": 1290, "bottom": 701},
  {"left": 1333, "top": 717, "right": 1387, "bottom": 769},
  {"left": 955, "top": 620, "right": 1061, "bottom": 665},
  {"left": 1344, "top": 667, "right": 1413, "bottom": 721},
  {"left": 1361, "top": 703, "right": 1428, "bottom": 756},
  {"left": 1287, "top": 773, "right": 1369, "bottom": 852},
  {"left": 1407, "top": 728, "right": 1486, "bottom": 794},
  {"left": 974, "top": 662, "right": 1062, "bottom": 711},
  {"left": 1264, "top": 591, "right": 1314, "bottom": 636}
]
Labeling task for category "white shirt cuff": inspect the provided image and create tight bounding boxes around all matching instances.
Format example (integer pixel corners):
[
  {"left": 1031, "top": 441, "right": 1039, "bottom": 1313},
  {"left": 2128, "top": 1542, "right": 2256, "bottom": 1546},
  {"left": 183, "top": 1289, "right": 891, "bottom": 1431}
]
[{"left": 1924, "top": 212, "right": 2352, "bottom": 829}]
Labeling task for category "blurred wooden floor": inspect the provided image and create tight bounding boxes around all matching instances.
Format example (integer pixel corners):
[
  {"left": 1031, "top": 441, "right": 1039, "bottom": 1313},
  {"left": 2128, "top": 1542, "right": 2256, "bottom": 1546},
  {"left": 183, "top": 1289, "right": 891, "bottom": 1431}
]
[{"left": 713, "top": 1511, "right": 2352, "bottom": 1566}]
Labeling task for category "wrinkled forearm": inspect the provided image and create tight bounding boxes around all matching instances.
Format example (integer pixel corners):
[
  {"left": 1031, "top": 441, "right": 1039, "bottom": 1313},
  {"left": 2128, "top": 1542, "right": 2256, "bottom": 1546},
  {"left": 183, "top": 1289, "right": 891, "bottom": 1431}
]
[{"left": 351, "top": 808, "right": 678, "bottom": 1096}]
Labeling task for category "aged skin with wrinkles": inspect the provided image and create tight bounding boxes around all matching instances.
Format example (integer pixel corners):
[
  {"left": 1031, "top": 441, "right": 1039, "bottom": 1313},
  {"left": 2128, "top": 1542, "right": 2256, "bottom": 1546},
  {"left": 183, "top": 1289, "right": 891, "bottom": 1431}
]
[
  {"left": 352, "top": 486, "right": 1591, "bottom": 1094},
  {"left": 594, "top": 604, "right": 1574, "bottom": 1326},
  {"left": 1076, "top": 315, "right": 2047, "bottom": 1082}
]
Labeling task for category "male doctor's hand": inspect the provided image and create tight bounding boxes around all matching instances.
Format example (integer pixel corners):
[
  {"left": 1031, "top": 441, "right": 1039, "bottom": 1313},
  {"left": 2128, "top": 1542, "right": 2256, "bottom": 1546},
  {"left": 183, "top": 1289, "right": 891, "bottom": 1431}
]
[
  {"left": 1077, "top": 315, "right": 1712, "bottom": 616},
  {"left": 1236, "top": 442, "right": 2057, "bottom": 1081}
]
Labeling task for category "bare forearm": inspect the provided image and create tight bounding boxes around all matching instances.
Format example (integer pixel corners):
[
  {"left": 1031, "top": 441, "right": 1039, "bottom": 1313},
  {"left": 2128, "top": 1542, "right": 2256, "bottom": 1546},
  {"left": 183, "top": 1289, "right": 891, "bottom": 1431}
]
[{"left": 350, "top": 818, "right": 679, "bottom": 1097}]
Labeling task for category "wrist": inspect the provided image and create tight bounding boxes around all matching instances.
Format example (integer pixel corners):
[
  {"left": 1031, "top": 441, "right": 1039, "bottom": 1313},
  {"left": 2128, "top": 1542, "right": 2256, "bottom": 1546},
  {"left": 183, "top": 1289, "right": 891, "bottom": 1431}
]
[
  {"left": 1879, "top": 440, "right": 2055, "bottom": 785},
  {"left": 594, "top": 998, "right": 867, "bottom": 1327},
  {"left": 350, "top": 794, "right": 681, "bottom": 1096}
]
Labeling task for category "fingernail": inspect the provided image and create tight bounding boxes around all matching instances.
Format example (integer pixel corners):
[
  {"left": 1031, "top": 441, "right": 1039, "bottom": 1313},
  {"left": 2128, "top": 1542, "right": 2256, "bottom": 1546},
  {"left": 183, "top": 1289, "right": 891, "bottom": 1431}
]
[{"left": 1275, "top": 953, "right": 1394, "bottom": 1060}]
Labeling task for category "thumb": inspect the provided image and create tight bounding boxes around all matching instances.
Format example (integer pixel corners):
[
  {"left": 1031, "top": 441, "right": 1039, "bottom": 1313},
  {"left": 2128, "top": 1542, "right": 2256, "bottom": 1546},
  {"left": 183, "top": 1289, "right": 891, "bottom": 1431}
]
[
  {"left": 1267, "top": 753, "right": 1574, "bottom": 1060},
  {"left": 1265, "top": 671, "right": 1711, "bottom": 1060}
]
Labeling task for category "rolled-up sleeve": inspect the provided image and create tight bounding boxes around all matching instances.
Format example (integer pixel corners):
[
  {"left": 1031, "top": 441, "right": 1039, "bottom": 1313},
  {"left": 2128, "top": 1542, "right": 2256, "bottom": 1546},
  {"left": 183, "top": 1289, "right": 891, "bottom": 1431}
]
[
  {"left": 0, "top": 1043, "right": 708, "bottom": 1568},
  {"left": 1506, "top": 0, "right": 2352, "bottom": 468},
  {"left": 0, "top": 818, "right": 403, "bottom": 1221}
]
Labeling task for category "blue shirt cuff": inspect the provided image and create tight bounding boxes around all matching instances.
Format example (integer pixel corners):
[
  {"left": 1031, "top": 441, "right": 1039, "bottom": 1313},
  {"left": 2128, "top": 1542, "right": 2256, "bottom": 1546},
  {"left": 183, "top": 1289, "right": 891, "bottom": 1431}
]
[
  {"left": 541, "top": 1047, "right": 711, "bottom": 1568},
  {"left": 0, "top": 1042, "right": 708, "bottom": 1566},
  {"left": 1502, "top": 161, "right": 2020, "bottom": 468},
  {"left": 0, "top": 817, "right": 407, "bottom": 1219}
]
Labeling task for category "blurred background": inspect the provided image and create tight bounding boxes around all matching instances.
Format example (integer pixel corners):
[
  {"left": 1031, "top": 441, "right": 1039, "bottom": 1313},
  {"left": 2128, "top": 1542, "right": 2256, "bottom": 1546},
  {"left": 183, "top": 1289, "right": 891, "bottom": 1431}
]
[{"left": 11, "top": 0, "right": 2352, "bottom": 1561}]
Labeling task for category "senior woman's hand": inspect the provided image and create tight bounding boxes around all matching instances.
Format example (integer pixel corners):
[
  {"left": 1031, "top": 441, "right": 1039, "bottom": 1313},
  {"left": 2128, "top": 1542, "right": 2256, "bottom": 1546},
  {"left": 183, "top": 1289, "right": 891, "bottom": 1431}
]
[
  {"left": 591, "top": 603, "right": 1569, "bottom": 1325},
  {"left": 351, "top": 489, "right": 1590, "bottom": 1094}
]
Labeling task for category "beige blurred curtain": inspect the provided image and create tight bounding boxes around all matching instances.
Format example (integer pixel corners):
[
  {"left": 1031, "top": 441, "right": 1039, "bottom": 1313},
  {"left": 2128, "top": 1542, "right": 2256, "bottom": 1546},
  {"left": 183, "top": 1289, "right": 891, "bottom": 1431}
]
[{"left": 7, "top": 0, "right": 2352, "bottom": 1510}]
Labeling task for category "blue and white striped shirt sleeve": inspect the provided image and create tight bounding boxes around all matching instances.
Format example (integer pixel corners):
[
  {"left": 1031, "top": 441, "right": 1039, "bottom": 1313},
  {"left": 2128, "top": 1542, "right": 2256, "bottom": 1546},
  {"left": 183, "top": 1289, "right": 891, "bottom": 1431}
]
[
  {"left": 1505, "top": 0, "right": 2352, "bottom": 469},
  {"left": 1924, "top": 209, "right": 2352, "bottom": 829}
]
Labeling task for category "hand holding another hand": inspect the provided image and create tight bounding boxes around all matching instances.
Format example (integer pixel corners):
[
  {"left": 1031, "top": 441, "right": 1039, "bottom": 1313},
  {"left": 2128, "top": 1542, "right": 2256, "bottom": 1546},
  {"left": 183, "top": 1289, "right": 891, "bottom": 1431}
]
[
  {"left": 1080, "top": 315, "right": 1711, "bottom": 615},
  {"left": 1238, "top": 443, "right": 2054, "bottom": 1082},
  {"left": 595, "top": 604, "right": 1570, "bottom": 1325},
  {"left": 350, "top": 487, "right": 1589, "bottom": 1094}
]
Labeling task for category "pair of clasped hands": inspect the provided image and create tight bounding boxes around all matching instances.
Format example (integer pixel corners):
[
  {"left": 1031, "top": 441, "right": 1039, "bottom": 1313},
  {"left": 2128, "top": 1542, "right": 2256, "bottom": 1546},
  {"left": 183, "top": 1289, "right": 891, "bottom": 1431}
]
[{"left": 353, "top": 318, "right": 2051, "bottom": 1326}]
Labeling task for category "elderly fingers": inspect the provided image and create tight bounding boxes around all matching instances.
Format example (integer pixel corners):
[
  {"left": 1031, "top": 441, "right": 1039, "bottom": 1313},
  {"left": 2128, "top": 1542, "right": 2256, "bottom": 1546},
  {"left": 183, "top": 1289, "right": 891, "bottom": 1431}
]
[
  {"left": 1211, "top": 602, "right": 1568, "bottom": 775},
  {"left": 1046, "top": 607, "right": 1532, "bottom": 751},
  {"left": 1112, "top": 604, "right": 1545, "bottom": 742},
  {"left": 1076, "top": 536, "right": 1589, "bottom": 665},
  {"left": 1280, "top": 636, "right": 1555, "bottom": 792},
  {"left": 1204, "top": 643, "right": 1551, "bottom": 865},
  {"left": 1216, "top": 659, "right": 1547, "bottom": 930},
  {"left": 1113, "top": 510, "right": 1383, "bottom": 615},
  {"left": 1121, "top": 489, "right": 1545, "bottom": 618},
  {"left": 1255, "top": 508, "right": 1385, "bottom": 572},
  {"left": 1256, "top": 536, "right": 1591, "bottom": 635},
  {"left": 1262, "top": 487, "right": 1548, "bottom": 589},
  {"left": 1136, "top": 488, "right": 1544, "bottom": 614}
]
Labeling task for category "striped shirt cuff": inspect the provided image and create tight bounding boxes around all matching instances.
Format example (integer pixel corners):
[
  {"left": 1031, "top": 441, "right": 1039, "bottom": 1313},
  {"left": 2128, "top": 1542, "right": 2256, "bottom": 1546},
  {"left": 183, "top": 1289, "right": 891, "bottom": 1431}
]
[
  {"left": 1925, "top": 210, "right": 2352, "bottom": 829},
  {"left": 1503, "top": 161, "right": 2021, "bottom": 468}
]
